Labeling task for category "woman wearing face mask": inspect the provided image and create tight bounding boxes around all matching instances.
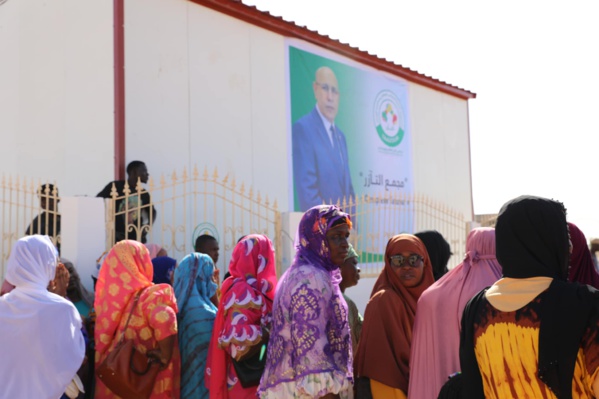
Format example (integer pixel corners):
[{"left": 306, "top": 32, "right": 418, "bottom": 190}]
[
  {"left": 173, "top": 253, "right": 218, "bottom": 399},
  {"left": 354, "top": 234, "right": 434, "bottom": 399},
  {"left": 258, "top": 205, "right": 354, "bottom": 399}
]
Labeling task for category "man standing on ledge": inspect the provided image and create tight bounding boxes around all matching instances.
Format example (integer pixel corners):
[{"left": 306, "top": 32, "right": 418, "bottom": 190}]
[
  {"left": 97, "top": 160, "right": 156, "bottom": 243},
  {"left": 292, "top": 66, "right": 355, "bottom": 211}
]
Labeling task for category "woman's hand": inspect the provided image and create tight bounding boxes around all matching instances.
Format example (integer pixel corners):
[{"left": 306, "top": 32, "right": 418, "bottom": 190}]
[
  {"left": 48, "top": 262, "right": 69, "bottom": 297},
  {"left": 146, "top": 348, "right": 167, "bottom": 369},
  {"left": 236, "top": 326, "right": 269, "bottom": 362},
  {"left": 146, "top": 335, "right": 176, "bottom": 369},
  {"left": 210, "top": 268, "right": 221, "bottom": 306}
]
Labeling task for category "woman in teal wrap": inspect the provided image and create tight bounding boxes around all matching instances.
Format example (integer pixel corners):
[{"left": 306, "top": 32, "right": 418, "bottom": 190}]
[{"left": 173, "top": 253, "right": 218, "bottom": 398}]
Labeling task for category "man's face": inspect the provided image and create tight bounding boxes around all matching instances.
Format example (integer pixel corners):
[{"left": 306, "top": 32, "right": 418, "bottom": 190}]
[
  {"left": 136, "top": 164, "right": 149, "bottom": 184},
  {"left": 40, "top": 195, "right": 56, "bottom": 211},
  {"left": 313, "top": 67, "right": 339, "bottom": 123},
  {"left": 200, "top": 239, "right": 219, "bottom": 265},
  {"left": 39, "top": 186, "right": 58, "bottom": 211},
  {"left": 40, "top": 197, "right": 57, "bottom": 211}
]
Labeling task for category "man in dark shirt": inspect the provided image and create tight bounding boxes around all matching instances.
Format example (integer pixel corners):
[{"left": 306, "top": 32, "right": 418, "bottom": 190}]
[
  {"left": 26, "top": 183, "right": 61, "bottom": 252},
  {"left": 97, "top": 161, "right": 156, "bottom": 244}
]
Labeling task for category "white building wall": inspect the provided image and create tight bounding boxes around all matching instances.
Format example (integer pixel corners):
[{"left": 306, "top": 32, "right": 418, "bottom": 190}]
[
  {"left": 125, "top": 0, "right": 289, "bottom": 209},
  {"left": 0, "top": 0, "right": 114, "bottom": 197},
  {"left": 125, "top": 0, "right": 191, "bottom": 175},
  {"left": 410, "top": 86, "right": 474, "bottom": 219}
]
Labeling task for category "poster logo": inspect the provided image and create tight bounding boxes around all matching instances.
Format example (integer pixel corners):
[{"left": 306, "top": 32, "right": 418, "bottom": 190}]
[
  {"left": 373, "top": 90, "right": 405, "bottom": 147},
  {"left": 192, "top": 222, "right": 219, "bottom": 248}
]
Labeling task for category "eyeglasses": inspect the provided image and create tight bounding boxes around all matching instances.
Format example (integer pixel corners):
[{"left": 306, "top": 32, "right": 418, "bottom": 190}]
[
  {"left": 389, "top": 254, "right": 423, "bottom": 268},
  {"left": 315, "top": 82, "right": 339, "bottom": 96}
]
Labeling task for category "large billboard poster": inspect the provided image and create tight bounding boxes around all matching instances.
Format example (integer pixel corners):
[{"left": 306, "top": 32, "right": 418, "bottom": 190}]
[{"left": 288, "top": 43, "right": 414, "bottom": 218}]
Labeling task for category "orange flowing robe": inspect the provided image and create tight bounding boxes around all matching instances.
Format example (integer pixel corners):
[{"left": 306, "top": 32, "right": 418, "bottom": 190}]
[{"left": 95, "top": 285, "right": 181, "bottom": 398}]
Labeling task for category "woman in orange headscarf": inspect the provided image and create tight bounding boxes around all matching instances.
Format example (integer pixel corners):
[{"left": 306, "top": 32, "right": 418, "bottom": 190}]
[
  {"left": 354, "top": 234, "right": 434, "bottom": 399},
  {"left": 94, "top": 240, "right": 180, "bottom": 398}
]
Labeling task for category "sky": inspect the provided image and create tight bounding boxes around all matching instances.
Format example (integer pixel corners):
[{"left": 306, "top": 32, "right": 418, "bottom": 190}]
[{"left": 244, "top": 0, "right": 599, "bottom": 238}]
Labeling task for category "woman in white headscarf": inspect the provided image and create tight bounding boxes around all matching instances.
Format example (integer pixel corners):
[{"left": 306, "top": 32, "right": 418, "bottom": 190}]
[{"left": 0, "top": 235, "right": 85, "bottom": 398}]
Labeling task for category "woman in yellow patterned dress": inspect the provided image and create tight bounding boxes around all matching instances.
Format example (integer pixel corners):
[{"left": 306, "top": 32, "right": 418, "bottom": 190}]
[
  {"left": 460, "top": 195, "right": 599, "bottom": 399},
  {"left": 94, "top": 240, "right": 181, "bottom": 398}
]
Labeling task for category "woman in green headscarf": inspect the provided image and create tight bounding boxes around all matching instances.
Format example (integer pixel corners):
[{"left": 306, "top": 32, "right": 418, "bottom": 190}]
[{"left": 340, "top": 244, "right": 362, "bottom": 352}]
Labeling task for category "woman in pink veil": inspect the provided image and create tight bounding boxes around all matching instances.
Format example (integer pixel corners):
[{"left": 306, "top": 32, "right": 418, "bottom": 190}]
[{"left": 408, "top": 227, "right": 502, "bottom": 399}]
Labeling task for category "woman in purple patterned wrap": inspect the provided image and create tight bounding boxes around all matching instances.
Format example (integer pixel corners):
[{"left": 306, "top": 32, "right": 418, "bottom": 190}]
[{"left": 258, "top": 205, "right": 354, "bottom": 399}]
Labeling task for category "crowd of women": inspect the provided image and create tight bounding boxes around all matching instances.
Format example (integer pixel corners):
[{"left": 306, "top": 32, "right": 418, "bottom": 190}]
[{"left": 3, "top": 197, "right": 599, "bottom": 399}]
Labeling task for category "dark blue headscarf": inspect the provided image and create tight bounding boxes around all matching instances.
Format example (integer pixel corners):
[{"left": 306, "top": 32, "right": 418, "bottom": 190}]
[{"left": 151, "top": 256, "right": 177, "bottom": 285}]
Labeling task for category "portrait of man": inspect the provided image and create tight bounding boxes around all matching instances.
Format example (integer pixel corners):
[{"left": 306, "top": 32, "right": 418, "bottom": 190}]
[{"left": 292, "top": 66, "right": 355, "bottom": 211}]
